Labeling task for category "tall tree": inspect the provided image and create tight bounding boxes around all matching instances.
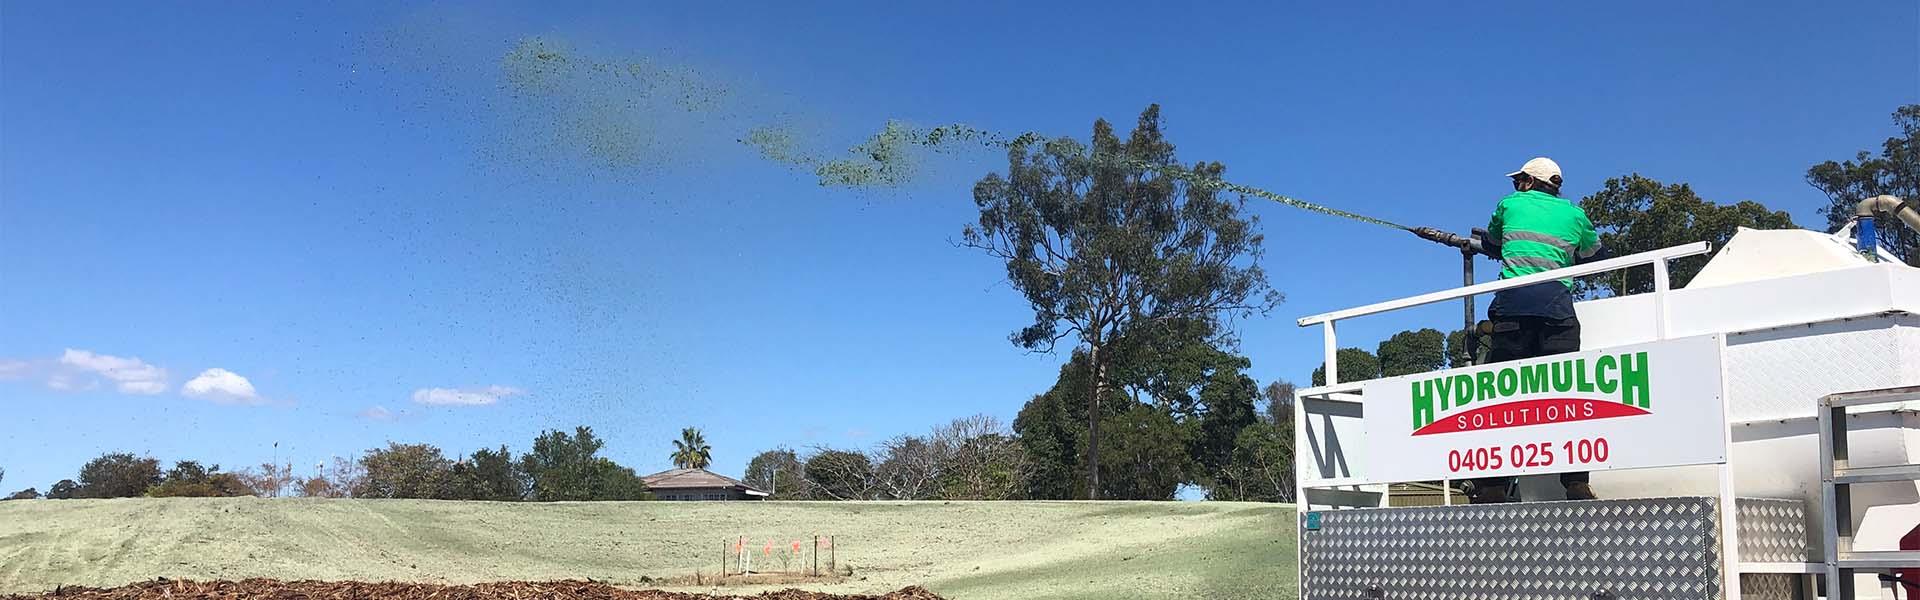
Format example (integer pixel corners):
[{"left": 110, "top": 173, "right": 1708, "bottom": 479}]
[
  {"left": 520, "top": 426, "right": 650, "bottom": 501},
  {"left": 670, "top": 427, "right": 713, "bottom": 470},
  {"left": 1190, "top": 369, "right": 1259, "bottom": 492},
  {"left": 743, "top": 448, "right": 808, "bottom": 499},
  {"left": 1262, "top": 380, "right": 1295, "bottom": 431},
  {"left": 1577, "top": 174, "right": 1796, "bottom": 297},
  {"left": 1310, "top": 348, "right": 1382, "bottom": 386},
  {"left": 1012, "top": 352, "right": 1132, "bottom": 499},
  {"left": 355, "top": 443, "right": 453, "bottom": 499},
  {"left": 445, "top": 446, "right": 528, "bottom": 501},
  {"left": 1807, "top": 105, "right": 1920, "bottom": 266},
  {"left": 963, "top": 105, "right": 1280, "bottom": 498},
  {"left": 873, "top": 435, "right": 943, "bottom": 500},
  {"left": 76, "top": 453, "right": 162, "bottom": 498},
  {"left": 1216, "top": 421, "right": 1293, "bottom": 502},
  {"left": 1096, "top": 403, "right": 1192, "bottom": 501},
  {"left": 1012, "top": 387, "right": 1085, "bottom": 500},
  {"left": 1376, "top": 328, "right": 1447, "bottom": 377},
  {"left": 933, "top": 415, "right": 1030, "bottom": 501},
  {"left": 803, "top": 449, "right": 877, "bottom": 500},
  {"left": 1213, "top": 379, "right": 1296, "bottom": 502}
]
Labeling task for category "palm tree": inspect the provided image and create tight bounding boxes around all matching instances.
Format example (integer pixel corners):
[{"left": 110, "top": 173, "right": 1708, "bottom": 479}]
[{"left": 670, "top": 427, "right": 712, "bottom": 469}]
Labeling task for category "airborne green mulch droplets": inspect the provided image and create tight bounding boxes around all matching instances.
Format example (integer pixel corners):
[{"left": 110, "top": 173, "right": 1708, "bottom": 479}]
[
  {"left": 497, "top": 36, "right": 750, "bottom": 175},
  {"left": 491, "top": 34, "right": 1405, "bottom": 230},
  {"left": 744, "top": 120, "right": 1411, "bottom": 230}
]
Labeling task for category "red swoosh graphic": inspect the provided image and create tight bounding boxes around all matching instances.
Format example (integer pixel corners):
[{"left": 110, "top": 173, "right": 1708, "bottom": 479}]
[{"left": 1412, "top": 398, "right": 1649, "bottom": 436}]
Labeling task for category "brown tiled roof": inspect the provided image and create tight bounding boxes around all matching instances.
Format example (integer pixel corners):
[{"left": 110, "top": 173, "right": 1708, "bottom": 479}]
[{"left": 641, "top": 468, "right": 769, "bottom": 494}]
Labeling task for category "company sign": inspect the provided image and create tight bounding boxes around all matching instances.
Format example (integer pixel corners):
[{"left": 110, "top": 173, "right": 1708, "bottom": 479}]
[{"left": 1363, "top": 334, "right": 1726, "bottom": 483}]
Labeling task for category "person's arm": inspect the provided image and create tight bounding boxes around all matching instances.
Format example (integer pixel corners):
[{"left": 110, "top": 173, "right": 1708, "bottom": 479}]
[
  {"left": 1573, "top": 213, "right": 1607, "bottom": 264},
  {"left": 1483, "top": 201, "right": 1507, "bottom": 259}
]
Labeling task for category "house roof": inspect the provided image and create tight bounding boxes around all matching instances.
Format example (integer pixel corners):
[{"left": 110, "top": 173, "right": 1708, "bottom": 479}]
[{"left": 641, "top": 468, "right": 770, "bottom": 495}]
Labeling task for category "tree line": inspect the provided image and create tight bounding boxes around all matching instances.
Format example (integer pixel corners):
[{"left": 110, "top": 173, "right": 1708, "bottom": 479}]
[{"left": 0, "top": 425, "right": 693, "bottom": 502}]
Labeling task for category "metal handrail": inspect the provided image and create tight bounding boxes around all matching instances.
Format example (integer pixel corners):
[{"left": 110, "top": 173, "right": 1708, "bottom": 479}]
[
  {"left": 1298, "top": 241, "right": 1712, "bottom": 388},
  {"left": 1297, "top": 241, "right": 1712, "bottom": 326}
]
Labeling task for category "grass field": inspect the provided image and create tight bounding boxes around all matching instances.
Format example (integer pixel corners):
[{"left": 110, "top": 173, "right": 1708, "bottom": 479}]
[{"left": 0, "top": 498, "right": 1297, "bottom": 599}]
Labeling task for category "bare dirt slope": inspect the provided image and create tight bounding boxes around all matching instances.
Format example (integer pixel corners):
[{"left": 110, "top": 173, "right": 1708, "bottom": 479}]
[{"left": 0, "top": 499, "right": 1295, "bottom": 600}]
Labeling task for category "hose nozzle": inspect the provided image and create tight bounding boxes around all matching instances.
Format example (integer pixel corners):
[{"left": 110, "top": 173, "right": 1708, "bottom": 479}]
[{"left": 1410, "top": 226, "right": 1471, "bottom": 248}]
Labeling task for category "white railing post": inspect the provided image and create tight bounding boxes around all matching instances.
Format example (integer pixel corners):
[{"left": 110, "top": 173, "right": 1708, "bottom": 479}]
[
  {"left": 1714, "top": 335, "right": 1742, "bottom": 599},
  {"left": 1322, "top": 321, "right": 1339, "bottom": 386},
  {"left": 1653, "top": 259, "right": 1672, "bottom": 340}
]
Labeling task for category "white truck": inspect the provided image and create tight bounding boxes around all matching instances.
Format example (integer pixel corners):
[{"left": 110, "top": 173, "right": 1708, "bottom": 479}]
[{"left": 1293, "top": 198, "right": 1920, "bottom": 599}]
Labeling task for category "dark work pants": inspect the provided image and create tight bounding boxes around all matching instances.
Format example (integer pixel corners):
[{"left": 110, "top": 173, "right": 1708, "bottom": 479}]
[{"left": 1471, "top": 316, "right": 1587, "bottom": 497}]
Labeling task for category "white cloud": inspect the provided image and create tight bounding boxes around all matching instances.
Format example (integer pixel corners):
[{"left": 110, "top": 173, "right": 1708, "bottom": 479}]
[
  {"left": 58, "top": 349, "right": 168, "bottom": 395},
  {"left": 0, "top": 359, "right": 29, "bottom": 380},
  {"left": 46, "top": 372, "right": 96, "bottom": 392},
  {"left": 181, "top": 368, "right": 262, "bottom": 404},
  {"left": 411, "top": 385, "right": 523, "bottom": 406},
  {"left": 359, "top": 405, "right": 397, "bottom": 421}
]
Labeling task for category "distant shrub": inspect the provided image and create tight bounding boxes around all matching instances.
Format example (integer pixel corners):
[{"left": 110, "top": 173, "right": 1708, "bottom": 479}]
[
  {"left": 147, "top": 461, "right": 250, "bottom": 497},
  {"left": 77, "top": 453, "right": 162, "bottom": 498},
  {"left": 46, "top": 480, "right": 78, "bottom": 499},
  {"left": 355, "top": 443, "right": 453, "bottom": 499}
]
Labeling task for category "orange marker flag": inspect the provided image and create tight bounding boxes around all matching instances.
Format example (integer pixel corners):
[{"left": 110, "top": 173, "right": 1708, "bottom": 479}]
[
  {"left": 792, "top": 540, "right": 802, "bottom": 552},
  {"left": 763, "top": 541, "right": 772, "bottom": 555}
]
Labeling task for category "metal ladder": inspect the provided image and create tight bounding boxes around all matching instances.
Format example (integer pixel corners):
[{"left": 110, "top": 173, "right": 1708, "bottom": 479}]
[{"left": 1819, "top": 384, "right": 1920, "bottom": 598}]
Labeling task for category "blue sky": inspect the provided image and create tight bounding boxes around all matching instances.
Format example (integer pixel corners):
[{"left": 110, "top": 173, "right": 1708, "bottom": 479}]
[{"left": 2, "top": 1, "right": 1915, "bottom": 492}]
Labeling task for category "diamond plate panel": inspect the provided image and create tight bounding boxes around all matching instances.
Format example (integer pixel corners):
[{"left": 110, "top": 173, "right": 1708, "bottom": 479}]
[
  {"left": 1302, "top": 497, "right": 1812, "bottom": 600},
  {"left": 1302, "top": 497, "right": 1721, "bottom": 600},
  {"left": 1737, "top": 574, "right": 1797, "bottom": 600},
  {"left": 1735, "top": 498, "right": 1810, "bottom": 564},
  {"left": 1724, "top": 316, "right": 1920, "bottom": 421}
]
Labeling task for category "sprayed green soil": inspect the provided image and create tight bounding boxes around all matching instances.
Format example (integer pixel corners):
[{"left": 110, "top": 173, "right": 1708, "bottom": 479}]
[{"left": 0, "top": 498, "right": 1296, "bottom": 600}]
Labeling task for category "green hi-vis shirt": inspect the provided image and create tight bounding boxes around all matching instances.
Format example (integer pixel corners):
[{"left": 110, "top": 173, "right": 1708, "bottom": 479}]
[{"left": 1486, "top": 190, "right": 1601, "bottom": 319}]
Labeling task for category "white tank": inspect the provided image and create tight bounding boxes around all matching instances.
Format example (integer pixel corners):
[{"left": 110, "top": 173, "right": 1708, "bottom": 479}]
[{"left": 1514, "top": 228, "right": 1920, "bottom": 565}]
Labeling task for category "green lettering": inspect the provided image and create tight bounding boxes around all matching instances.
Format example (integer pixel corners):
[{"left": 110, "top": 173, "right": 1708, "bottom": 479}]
[
  {"left": 1476, "top": 371, "right": 1496, "bottom": 401},
  {"left": 1575, "top": 359, "right": 1594, "bottom": 392},
  {"left": 1452, "top": 374, "right": 1476, "bottom": 408},
  {"left": 1435, "top": 376, "right": 1454, "bottom": 411},
  {"left": 1620, "top": 352, "right": 1651, "bottom": 408},
  {"left": 1412, "top": 379, "right": 1436, "bottom": 429},
  {"left": 1519, "top": 364, "right": 1549, "bottom": 395},
  {"left": 1595, "top": 354, "right": 1619, "bottom": 394},
  {"left": 1496, "top": 367, "right": 1518, "bottom": 397},
  {"left": 1551, "top": 360, "right": 1575, "bottom": 393}
]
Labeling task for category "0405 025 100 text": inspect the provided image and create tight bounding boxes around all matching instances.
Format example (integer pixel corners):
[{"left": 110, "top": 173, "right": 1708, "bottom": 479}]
[{"left": 1445, "top": 438, "right": 1611, "bottom": 473}]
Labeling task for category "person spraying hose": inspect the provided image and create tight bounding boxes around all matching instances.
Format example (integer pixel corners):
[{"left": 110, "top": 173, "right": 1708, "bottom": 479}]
[{"left": 1466, "top": 157, "right": 1605, "bottom": 503}]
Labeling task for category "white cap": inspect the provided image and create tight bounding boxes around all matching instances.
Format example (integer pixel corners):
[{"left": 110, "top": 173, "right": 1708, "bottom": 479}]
[{"left": 1506, "top": 157, "right": 1562, "bottom": 183}]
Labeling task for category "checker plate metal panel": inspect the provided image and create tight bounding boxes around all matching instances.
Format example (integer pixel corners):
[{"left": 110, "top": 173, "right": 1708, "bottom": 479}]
[
  {"left": 1301, "top": 497, "right": 1811, "bottom": 600},
  {"left": 1736, "top": 574, "right": 1797, "bottom": 600},
  {"left": 1735, "top": 498, "right": 1811, "bottom": 564},
  {"left": 1724, "top": 316, "right": 1920, "bottom": 421}
]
